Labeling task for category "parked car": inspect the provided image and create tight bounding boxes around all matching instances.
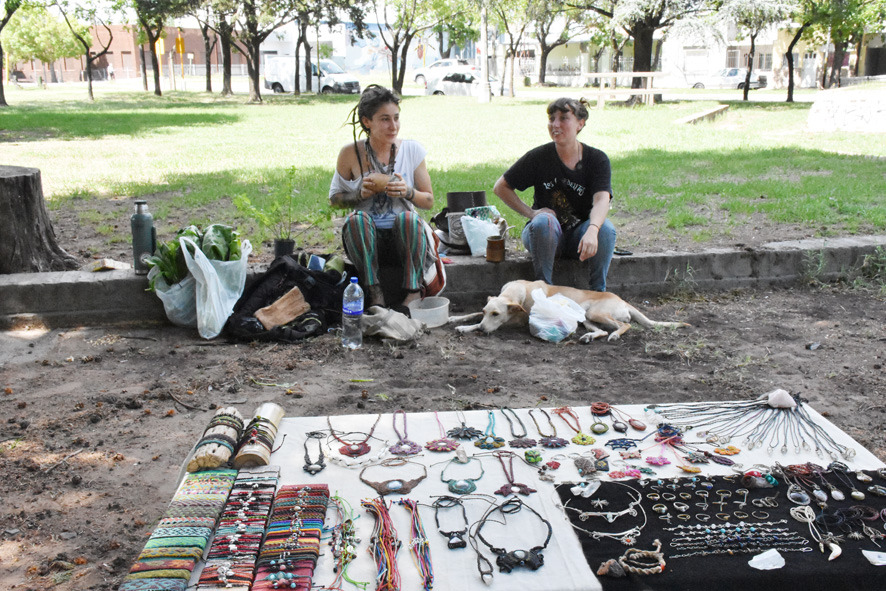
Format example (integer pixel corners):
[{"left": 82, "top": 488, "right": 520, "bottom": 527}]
[
  {"left": 425, "top": 70, "right": 500, "bottom": 98},
  {"left": 413, "top": 58, "right": 476, "bottom": 86},
  {"left": 264, "top": 57, "right": 360, "bottom": 94},
  {"left": 691, "top": 68, "right": 766, "bottom": 90}
]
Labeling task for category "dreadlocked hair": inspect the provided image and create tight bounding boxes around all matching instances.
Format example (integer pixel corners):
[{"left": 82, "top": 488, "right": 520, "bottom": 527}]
[{"left": 344, "top": 84, "right": 400, "bottom": 177}]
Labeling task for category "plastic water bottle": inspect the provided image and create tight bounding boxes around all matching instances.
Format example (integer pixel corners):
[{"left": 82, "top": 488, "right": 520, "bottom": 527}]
[{"left": 342, "top": 277, "right": 364, "bottom": 349}]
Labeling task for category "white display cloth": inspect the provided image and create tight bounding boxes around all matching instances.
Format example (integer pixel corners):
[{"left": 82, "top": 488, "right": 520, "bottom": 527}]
[{"left": 193, "top": 402, "right": 885, "bottom": 591}]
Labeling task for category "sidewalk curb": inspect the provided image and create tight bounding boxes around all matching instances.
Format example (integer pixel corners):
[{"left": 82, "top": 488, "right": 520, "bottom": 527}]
[{"left": 2, "top": 236, "right": 884, "bottom": 330}]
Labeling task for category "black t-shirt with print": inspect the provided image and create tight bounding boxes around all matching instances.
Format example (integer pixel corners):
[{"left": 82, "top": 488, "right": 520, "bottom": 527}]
[{"left": 503, "top": 142, "right": 613, "bottom": 231}]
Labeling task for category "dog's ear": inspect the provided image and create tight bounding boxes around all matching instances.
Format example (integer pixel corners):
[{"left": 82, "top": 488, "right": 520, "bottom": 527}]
[
  {"left": 487, "top": 295, "right": 494, "bottom": 302},
  {"left": 507, "top": 303, "right": 527, "bottom": 315}
]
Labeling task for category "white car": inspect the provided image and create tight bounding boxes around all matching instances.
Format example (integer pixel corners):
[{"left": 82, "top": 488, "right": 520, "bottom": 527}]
[
  {"left": 413, "top": 58, "right": 476, "bottom": 86},
  {"left": 425, "top": 70, "right": 500, "bottom": 98},
  {"left": 691, "top": 67, "right": 766, "bottom": 90}
]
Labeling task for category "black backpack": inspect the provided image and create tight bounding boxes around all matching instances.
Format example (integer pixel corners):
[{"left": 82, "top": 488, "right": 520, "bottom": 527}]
[{"left": 226, "top": 255, "right": 349, "bottom": 342}]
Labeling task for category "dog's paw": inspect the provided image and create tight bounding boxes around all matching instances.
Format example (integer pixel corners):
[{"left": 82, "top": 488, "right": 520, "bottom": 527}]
[
  {"left": 455, "top": 325, "right": 479, "bottom": 334},
  {"left": 580, "top": 330, "right": 607, "bottom": 343},
  {"left": 606, "top": 332, "right": 621, "bottom": 342}
]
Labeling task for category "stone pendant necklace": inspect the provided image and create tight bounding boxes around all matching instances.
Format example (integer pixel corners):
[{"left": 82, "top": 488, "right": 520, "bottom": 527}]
[
  {"left": 327, "top": 413, "right": 381, "bottom": 458},
  {"left": 441, "top": 448, "right": 485, "bottom": 495},
  {"left": 302, "top": 431, "right": 326, "bottom": 475}
]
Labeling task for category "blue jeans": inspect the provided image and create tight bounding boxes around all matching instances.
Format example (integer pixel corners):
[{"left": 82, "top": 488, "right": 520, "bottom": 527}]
[{"left": 521, "top": 213, "right": 617, "bottom": 291}]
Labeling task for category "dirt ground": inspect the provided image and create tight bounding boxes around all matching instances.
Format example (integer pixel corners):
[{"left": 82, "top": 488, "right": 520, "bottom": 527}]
[{"left": 1, "top": 205, "right": 885, "bottom": 589}]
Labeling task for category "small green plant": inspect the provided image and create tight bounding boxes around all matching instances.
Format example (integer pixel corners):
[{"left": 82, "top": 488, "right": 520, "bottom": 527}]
[
  {"left": 234, "top": 166, "right": 300, "bottom": 242},
  {"left": 858, "top": 246, "right": 886, "bottom": 295},
  {"left": 664, "top": 263, "right": 699, "bottom": 299},
  {"left": 801, "top": 249, "right": 827, "bottom": 284}
]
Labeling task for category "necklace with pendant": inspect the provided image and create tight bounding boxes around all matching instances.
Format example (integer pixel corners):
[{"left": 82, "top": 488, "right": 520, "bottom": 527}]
[
  {"left": 552, "top": 406, "right": 595, "bottom": 445},
  {"left": 426, "top": 411, "right": 460, "bottom": 452},
  {"left": 447, "top": 410, "right": 484, "bottom": 440},
  {"left": 501, "top": 408, "right": 537, "bottom": 448},
  {"left": 433, "top": 496, "right": 469, "bottom": 550},
  {"left": 302, "top": 431, "right": 326, "bottom": 475},
  {"left": 327, "top": 414, "right": 381, "bottom": 457},
  {"left": 441, "top": 448, "right": 485, "bottom": 494},
  {"left": 492, "top": 450, "right": 536, "bottom": 496},
  {"left": 389, "top": 409, "right": 422, "bottom": 456},
  {"left": 529, "top": 408, "right": 569, "bottom": 448},
  {"left": 475, "top": 411, "right": 506, "bottom": 450}
]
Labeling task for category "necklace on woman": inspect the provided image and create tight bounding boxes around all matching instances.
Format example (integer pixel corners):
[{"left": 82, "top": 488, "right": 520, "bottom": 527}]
[
  {"left": 441, "top": 448, "right": 485, "bottom": 494},
  {"left": 529, "top": 408, "right": 569, "bottom": 448},
  {"left": 327, "top": 414, "right": 382, "bottom": 458},
  {"left": 425, "top": 411, "right": 460, "bottom": 452},
  {"left": 433, "top": 496, "right": 469, "bottom": 549},
  {"left": 501, "top": 408, "right": 536, "bottom": 448},
  {"left": 302, "top": 431, "right": 326, "bottom": 475},
  {"left": 492, "top": 450, "right": 536, "bottom": 496},
  {"left": 552, "top": 406, "right": 596, "bottom": 445},
  {"left": 364, "top": 139, "right": 397, "bottom": 176},
  {"left": 447, "top": 410, "right": 483, "bottom": 440},
  {"left": 389, "top": 409, "right": 422, "bottom": 456},
  {"left": 475, "top": 411, "right": 506, "bottom": 450}
]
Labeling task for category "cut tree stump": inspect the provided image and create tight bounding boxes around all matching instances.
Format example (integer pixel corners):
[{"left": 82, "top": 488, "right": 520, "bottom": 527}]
[{"left": 0, "top": 165, "right": 79, "bottom": 274}]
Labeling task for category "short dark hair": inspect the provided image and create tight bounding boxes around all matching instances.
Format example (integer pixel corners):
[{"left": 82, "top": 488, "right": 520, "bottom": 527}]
[{"left": 546, "top": 97, "right": 590, "bottom": 122}]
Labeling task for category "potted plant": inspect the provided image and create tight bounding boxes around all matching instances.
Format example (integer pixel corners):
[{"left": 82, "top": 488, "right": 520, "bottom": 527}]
[{"left": 234, "top": 167, "right": 299, "bottom": 258}]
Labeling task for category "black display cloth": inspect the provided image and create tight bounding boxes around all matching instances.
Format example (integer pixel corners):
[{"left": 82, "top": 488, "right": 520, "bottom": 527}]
[{"left": 557, "top": 471, "right": 886, "bottom": 591}]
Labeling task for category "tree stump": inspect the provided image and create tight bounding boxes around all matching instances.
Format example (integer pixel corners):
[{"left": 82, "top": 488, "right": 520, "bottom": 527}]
[{"left": 0, "top": 165, "right": 79, "bottom": 274}]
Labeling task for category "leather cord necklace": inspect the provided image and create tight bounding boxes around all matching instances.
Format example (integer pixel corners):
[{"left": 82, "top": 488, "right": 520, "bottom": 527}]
[
  {"left": 426, "top": 411, "right": 460, "bottom": 452},
  {"left": 359, "top": 457, "right": 427, "bottom": 496},
  {"left": 529, "top": 408, "right": 568, "bottom": 448},
  {"left": 389, "top": 409, "right": 422, "bottom": 456},
  {"left": 327, "top": 413, "right": 382, "bottom": 457},
  {"left": 448, "top": 410, "right": 483, "bottom": 440},
  {"left": 441, "top": 449, "right": 485, "bottom": 495},
  {"left": 302, "top": 431, "right": 326, "bottom": 475},
  {"left": 473, "top": 496, "right": 553, "bottom": 579},
  {"left": 433, "top": 496, "right": 469, "bottom": 550},
  {"left": 552, "top": 406, "right": 596, "bottom": 445},
  {"left": 492, "top": 450, "right": 536, "bottom": 496},
  {"left": 500, "top": 408, "right": 537, "bottom": 448}
]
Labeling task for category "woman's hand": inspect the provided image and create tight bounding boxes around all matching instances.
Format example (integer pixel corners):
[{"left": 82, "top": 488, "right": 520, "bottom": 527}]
[
  {"left": 577, "top": 225, "right": 599, "bottom": 261},
  {"left": 385, "top": 173, "right": 410, "bottom": 200}
]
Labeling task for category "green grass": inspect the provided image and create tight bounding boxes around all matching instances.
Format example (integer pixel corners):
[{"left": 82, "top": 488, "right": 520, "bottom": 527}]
[{"left": 1, "top": 82, "right": 884, "bottom": 253}]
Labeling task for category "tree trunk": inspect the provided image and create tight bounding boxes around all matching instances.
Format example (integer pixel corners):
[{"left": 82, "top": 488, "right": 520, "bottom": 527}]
[
  {"left": 149, "top": 45, "right": 161, "bottom": 96},
  {"left": 785, "top": 25, "right": 807, "bottom": 103},
  {"left": 539, "top": 46, "right": 549, "bottom": 84},
  {"left": 302, "top": 21, "right": 313, "bottom": 92},
  {"left": 140, "top": 44, "right": 148, "bottom": 91},
  {"left": 246, "top": 44, "right": 262, "bottom": 103},
  {"left": 86, "top": 58, "right": 94, "bottom": 101},
  {"left": 743, "top": 32, "right": 756, "bottom": 102},
  {"left": 0, "top": 166, "right": 79, "bottom": 274},
  {"left": 437, "top": 30, "right": 451, "bottom": 59},
  {"left": 631, "top": 25, "right": 654, "bottom": 89},
  {"left": 0, "top": 41, "right": 7, "bottom": 107},
  {"left": 829, "top": 40, "right": 846, "bottom": 88},
  {"left": 202, "top": 25, "right": 213, "bottom": 93},
  {"left": 219, "top": 18, "right": 233, "bottom": 96}
]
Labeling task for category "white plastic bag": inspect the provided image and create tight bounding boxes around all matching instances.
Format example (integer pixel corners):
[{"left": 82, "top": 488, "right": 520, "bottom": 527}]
[
  {"left": 180, "top": 237, "right": 252, "bottom": 340},
  {"left": 460, "top": 215, "right": 500, "bottom": 257},
  {"left": 528, "top": 288, "right": 586, "bottom": 343},
  {"left": 149, "top": 267, "right": 197, "bottom": 328}
]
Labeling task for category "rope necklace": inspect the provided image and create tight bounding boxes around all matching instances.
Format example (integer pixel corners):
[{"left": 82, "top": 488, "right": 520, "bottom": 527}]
[
  {"left": 474, "top": 411, "right": 506, "bottom": 450},
  {"left": 492, "top": 450, "right": 536, "bottom": 496},
  {"left": 500, "top": 408, "right": 537, "bottom": 448},
  {"left": 473, "top": 497, "right": 553, "bottom": 579},
  {"left": 447, "top": 410, "right": 483, "bottom": 440},
  {"left": 552, "top": 406, "right": 596, "bottom": 445},
  {"left": 433, "top": 496, "right": 469, "bottom": 549},
  {"left": 327, "top": 414, "right": 382, "bottom": 457},
  {"left": 397, "top": 499, "right": 434, "bottom": 591},
  {"left": 302, "top": 431, "right": 326, "bottom": 475},
  {"left": 389, "top": 409, "right": 422, "bottom": 456},
  {"left": 441, "top": 450, "right": 485, "bottom": 495},
  {"left": 425, "top": 411, "right": 460, "bottom": 452},
  {"left": 529, "top": 408, "right": 569, "bottom": 448}
]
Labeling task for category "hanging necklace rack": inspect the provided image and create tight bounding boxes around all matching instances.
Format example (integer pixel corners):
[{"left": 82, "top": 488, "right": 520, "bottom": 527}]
[
  {"left": 529, "top": 408, "right": 569, "bottom": 448},
  {"left": 501, "top": 408, "right": 537, "bottom": 448}
]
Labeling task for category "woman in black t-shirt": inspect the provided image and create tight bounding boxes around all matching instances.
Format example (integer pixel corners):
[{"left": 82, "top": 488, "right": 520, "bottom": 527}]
[{"left": 493, "top": 97, "right": 617, "bottom": 291}]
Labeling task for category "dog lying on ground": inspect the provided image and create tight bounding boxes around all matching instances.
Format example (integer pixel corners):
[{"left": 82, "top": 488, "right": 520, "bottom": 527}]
[{"left": 450, "top": 280, "right": 690, "bottom": 342}]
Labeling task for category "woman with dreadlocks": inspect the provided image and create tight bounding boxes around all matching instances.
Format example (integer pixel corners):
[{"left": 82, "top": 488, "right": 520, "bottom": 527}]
[{"left": 329, "top": 85, "right": 436, "bottom": 310}]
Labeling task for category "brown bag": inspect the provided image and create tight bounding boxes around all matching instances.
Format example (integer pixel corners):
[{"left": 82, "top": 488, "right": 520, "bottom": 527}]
[{"left": 254, "top": 286, "right": 311, "bottom": 330}]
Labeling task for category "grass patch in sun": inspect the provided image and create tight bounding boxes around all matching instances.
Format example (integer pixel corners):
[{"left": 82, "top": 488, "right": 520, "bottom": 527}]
[{"left": 1, "top": 89, "right": 883, "bottom": 251}]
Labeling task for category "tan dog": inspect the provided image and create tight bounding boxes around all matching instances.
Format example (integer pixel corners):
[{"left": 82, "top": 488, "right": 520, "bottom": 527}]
[{"left": 451, "top": 280, "right": 689, "bottom": 342}]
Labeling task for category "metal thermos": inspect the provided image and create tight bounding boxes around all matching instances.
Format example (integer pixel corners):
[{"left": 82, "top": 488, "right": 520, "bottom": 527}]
[{"left": 131, "top": 200, "right": 156, "bottom": 275}]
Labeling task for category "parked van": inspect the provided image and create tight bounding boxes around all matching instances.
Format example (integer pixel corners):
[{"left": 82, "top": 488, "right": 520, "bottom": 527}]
[{"left": 263, "top": 57, "right": 360, "bottom": 94}]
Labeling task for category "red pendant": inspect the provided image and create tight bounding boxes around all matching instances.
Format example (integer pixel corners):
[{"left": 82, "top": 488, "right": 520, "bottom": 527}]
[
  {"left": 629, "top": 419, "right": 647, "bottom": 431},
  {"left": 340, "top": 442, "right": 370, "bottom": 457}
]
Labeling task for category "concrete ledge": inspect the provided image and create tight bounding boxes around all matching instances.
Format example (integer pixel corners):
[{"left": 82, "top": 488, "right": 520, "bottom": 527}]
[
  {"left": 674, "top": 104, "right": 729, "bottom": 125},
  {"left": 1, "top": 235, "right": 884, "bottom": 329}
]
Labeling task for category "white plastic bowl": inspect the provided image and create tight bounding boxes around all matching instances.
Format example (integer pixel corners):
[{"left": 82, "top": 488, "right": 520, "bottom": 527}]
[{"left": 408, "top": 297, "right": 450, "bottom": 328}]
